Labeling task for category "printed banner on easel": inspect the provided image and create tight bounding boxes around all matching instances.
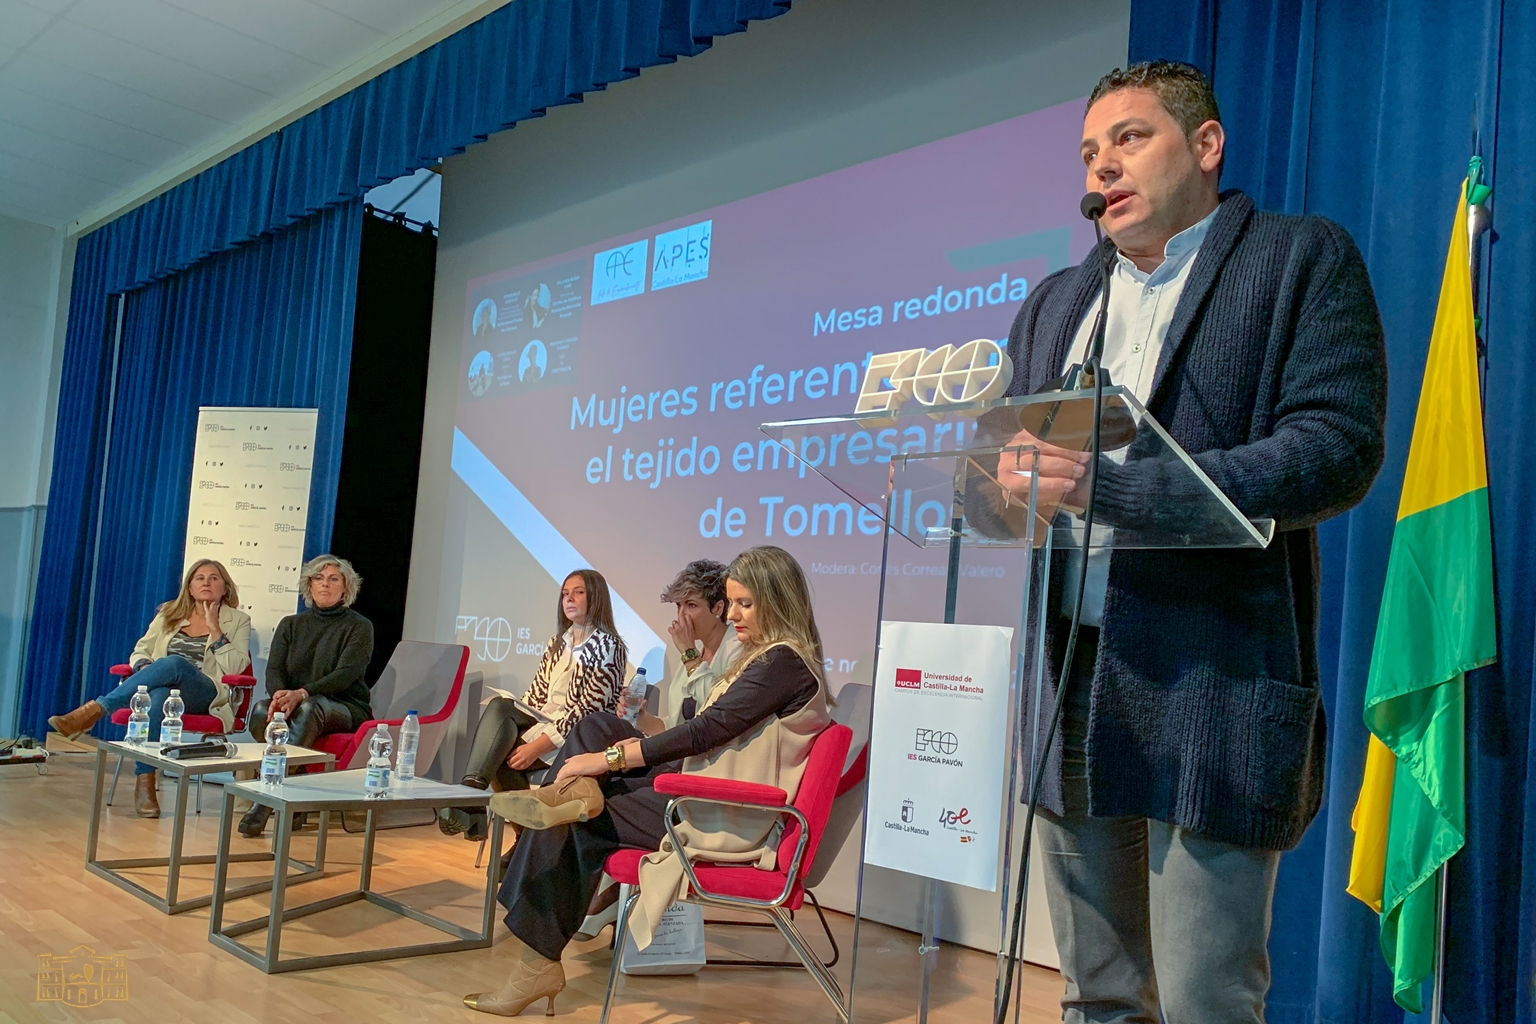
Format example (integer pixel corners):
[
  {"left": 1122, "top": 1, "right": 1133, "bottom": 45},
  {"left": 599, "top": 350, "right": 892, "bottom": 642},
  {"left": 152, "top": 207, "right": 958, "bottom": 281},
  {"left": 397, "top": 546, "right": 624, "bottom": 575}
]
[
  {"left": 185, "top": 407, "right": 319, "bottom": 678},
  {"left": 864, "top": 620, "right": 1013, "bottom": 891}
]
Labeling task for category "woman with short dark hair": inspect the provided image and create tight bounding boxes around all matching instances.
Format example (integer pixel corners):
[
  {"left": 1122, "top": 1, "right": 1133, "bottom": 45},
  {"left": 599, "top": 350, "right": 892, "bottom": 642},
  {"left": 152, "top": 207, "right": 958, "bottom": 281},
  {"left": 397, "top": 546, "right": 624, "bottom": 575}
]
[
  {"left": 654, "top": 559, "right": 741, "bottom": 729},
  {"left": 239, "top": 554, "right": 373, "bottom": 837},
  {"left": 437, "top": 569, "right": 628, "bottom": 842}
]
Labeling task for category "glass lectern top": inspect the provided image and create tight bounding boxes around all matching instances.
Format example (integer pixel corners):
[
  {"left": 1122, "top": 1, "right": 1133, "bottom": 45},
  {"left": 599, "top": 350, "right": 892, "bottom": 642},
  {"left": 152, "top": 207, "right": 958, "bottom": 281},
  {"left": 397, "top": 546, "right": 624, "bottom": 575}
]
[{"left": 760, "top": 387, "right": 1274, "bottom": 551}]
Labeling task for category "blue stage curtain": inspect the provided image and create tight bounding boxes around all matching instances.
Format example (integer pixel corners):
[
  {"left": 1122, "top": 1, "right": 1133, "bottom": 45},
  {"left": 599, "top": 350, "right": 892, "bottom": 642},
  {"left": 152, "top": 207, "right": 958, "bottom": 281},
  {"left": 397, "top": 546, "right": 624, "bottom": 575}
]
[
  {"left": 1130, "top": 4, "right": 1535, "bottom": 1022},
  {"left": 22, "top": 0, "right": 789, "bottom": 740},
  {"left": 17, "top": 201, "right": 362, "bottom": 739},
  {"left": 95, "top": 0, "right": 790, "bottom": 294},
  {"left": 16, "top": 232, "right": 122, "bottom": 744}
]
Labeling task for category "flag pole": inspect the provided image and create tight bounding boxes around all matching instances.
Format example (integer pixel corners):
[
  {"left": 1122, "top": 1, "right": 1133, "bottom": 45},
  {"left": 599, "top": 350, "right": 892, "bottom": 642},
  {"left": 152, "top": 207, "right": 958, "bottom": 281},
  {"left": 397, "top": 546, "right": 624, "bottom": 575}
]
[
  {"left": 1430, "top": 160, "right": 1493, "bottom": 1024},
  {"left": 1429, "top": 865, "right": 1448, "bottom": 1021}
]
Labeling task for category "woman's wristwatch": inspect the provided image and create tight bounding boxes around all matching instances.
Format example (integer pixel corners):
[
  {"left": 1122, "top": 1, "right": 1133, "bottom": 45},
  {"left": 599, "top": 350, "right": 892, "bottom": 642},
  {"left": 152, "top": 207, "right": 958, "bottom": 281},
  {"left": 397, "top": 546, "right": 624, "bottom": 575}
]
[
  {"left": 680, "top": 646, "right": 700, "bottom": 663},
  {"left": 604, "top": 745, "right": 627, "bottom": 773}
]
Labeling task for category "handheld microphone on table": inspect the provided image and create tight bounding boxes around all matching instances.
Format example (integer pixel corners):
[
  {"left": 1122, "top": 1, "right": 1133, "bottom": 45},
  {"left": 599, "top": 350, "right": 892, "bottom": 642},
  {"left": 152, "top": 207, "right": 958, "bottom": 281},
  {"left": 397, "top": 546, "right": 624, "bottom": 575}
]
[{"left": 995, "top": 192, "right": 1117, "bottom": 1024}]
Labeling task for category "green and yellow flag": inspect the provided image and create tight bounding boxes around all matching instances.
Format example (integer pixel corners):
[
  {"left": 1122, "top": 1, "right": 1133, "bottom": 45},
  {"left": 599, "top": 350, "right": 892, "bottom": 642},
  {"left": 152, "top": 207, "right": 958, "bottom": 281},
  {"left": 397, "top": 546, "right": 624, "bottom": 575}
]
[{"left": 1346, "top": 176, "right": 1497, "bottom": 1012}]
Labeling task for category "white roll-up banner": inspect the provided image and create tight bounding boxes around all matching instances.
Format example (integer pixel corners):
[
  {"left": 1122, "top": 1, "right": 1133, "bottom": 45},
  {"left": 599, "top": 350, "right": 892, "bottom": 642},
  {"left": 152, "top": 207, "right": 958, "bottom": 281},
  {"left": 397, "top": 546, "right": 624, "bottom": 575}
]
[
  {"left": 864, "top": 620, "right": 1014, "bottom": 891},
  {"left": 185, "top": 407, "right": 320, "bottom": 677}
]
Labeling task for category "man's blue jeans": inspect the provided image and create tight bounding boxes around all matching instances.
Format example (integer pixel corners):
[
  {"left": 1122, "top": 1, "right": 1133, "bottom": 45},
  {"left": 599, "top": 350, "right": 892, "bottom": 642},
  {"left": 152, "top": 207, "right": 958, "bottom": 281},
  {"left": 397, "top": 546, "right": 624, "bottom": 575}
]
[
  {"left": 96, "top": 657, "right": 217, "bottom": 775},
  {"left": 1036, "top": 627, "right": 1282, "bottom": 1024}
]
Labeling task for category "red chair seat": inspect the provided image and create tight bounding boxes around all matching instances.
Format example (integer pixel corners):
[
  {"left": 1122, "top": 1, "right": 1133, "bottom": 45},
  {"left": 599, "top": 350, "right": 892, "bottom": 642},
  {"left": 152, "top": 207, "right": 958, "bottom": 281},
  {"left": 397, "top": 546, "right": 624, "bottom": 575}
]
[
  {"left": 603, "top": 848, "right": 806, "bottom": 910},
  {"left": 102, "top": 665, "right": 257, "bottom": 738},
  {"left": 107, "top": 708, "right": 226, "bottom": 734},
  {"left": 312, "top": 732, "right": 358, "bottom": 761}
]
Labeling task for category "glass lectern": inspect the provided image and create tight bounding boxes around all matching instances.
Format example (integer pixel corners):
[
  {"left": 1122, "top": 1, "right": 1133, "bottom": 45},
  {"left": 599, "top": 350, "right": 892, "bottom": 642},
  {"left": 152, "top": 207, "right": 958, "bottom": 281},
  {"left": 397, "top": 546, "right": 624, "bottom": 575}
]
[{"left": 760, "top": 387, "right": 1272, "bottom": 1023}]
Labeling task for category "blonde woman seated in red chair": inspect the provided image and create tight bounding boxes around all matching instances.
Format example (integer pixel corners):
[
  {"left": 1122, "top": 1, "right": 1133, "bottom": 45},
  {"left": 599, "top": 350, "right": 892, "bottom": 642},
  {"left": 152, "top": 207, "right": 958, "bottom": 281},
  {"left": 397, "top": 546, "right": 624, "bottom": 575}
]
[
  {"left": 462, "top": 545, "right": 832, "bottom": 1017},
  {"left": 49, "top": 559, "right": 250, "bottom": 818}
]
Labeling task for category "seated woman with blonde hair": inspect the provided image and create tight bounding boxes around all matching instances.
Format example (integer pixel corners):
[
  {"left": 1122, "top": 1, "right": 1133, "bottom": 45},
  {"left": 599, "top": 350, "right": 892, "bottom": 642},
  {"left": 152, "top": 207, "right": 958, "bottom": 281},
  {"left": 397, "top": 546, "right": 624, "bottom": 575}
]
[
  {"left": 49, "top": 559, "right": 251, "bottom": 818},
  {"left": 463, "top": 545, "right": 831, "bottom": 1016}
]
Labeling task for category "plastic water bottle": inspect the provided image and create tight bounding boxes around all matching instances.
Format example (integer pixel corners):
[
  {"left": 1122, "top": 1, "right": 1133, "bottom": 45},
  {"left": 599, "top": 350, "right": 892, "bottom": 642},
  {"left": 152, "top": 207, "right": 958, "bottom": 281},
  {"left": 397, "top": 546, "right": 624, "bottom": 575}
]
[
  {"left": 261, "top": 712, "right": 289, "bottom": 785},
  {"left": 160, "top": 688, "right": 184, "bottom": 748},
  {"left": 620, "top": 667, "right": 648, "bottom": 723},
  {"left": 364, "top": 723, "right": 392, "bottom": 798},
  {"left": 126, "top": 685, "right": 151, "bottom": 745},
  {"left": 396, "top": 711, "right": 419, "bottom": 782}
]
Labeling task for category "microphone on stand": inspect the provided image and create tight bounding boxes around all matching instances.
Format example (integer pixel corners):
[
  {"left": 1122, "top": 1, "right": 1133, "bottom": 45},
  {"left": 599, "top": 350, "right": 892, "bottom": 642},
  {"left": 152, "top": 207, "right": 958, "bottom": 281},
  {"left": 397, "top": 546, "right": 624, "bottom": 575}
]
[
  {"left": 1078, "top": 191, "right": 1116, "bottom": 380},
  {"left": 994, "top": 191, "right": 1122, "bottom": 1024},
  {"left": 1009, "top": 190, "right": 1134, "bottom": 453}
]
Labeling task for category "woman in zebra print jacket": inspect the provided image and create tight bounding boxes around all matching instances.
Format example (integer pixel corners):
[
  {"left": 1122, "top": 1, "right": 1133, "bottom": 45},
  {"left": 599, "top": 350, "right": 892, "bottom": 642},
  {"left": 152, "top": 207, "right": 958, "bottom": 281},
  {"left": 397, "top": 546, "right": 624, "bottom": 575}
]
[{"left": 439, "top": 569, "right": 628, "bottom": 841}]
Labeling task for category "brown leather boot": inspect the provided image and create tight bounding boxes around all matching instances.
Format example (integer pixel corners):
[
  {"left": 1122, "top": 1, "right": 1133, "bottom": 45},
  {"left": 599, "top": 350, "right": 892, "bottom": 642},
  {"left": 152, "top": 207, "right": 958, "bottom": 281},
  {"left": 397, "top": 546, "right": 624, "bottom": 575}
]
[
  {"left": 134, "top": 772, "right": 160, "bottom": 818},
  {"left": 48, "top": 700, "right": 104, "bottom": 741}
]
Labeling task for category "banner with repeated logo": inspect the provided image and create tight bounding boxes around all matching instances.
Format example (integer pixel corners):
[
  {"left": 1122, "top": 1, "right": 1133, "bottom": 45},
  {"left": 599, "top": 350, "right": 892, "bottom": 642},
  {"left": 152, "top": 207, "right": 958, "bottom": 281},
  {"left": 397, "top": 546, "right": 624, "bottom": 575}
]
[
  {"left": 864, "top": 620, "right": 1013, "bottom": 891},
  {"left": 185, "top": 407, "right": 319, "bottom": 678}
]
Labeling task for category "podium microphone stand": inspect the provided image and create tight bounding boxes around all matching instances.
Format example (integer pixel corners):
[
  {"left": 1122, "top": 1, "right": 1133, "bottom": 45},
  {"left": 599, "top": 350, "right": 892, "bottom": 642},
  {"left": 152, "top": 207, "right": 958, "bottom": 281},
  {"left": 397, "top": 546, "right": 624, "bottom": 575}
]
[{"left": 762, "top": 386, "right": 1273, "bottom": 1023}]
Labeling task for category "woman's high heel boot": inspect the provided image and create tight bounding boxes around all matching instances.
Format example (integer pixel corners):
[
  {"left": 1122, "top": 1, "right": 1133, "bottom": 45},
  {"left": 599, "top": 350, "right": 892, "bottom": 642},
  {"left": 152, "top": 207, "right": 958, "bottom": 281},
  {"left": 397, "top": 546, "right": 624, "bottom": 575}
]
[
  {"left": 489, "top": 776, "right": 604, "bottom": 830},
  {"left": 463, "top": 938, "right": 565, "bottom": 1016}
]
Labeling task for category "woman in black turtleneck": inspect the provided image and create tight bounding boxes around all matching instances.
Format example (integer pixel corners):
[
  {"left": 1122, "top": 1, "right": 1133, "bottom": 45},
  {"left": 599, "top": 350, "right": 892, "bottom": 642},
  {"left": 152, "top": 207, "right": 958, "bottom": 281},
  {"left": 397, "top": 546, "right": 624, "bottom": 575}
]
[{"left": 239, "top": 554, "right": 374, "bottom": 837}]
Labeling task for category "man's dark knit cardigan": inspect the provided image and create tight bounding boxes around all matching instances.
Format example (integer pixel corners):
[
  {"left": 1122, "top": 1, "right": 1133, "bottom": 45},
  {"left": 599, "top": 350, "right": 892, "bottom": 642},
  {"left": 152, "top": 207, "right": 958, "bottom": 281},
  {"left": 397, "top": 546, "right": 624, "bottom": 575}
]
[{"left": 1000, "top": 191, "right": 1387, "bottom": 851}]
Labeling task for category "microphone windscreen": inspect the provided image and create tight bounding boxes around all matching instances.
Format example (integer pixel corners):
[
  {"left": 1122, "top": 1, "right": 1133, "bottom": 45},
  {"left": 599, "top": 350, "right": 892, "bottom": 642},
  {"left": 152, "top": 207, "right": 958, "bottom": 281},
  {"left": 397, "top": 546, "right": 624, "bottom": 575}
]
[{"left": 1080, "top": 192, "right": 1108, "bottom": 220}]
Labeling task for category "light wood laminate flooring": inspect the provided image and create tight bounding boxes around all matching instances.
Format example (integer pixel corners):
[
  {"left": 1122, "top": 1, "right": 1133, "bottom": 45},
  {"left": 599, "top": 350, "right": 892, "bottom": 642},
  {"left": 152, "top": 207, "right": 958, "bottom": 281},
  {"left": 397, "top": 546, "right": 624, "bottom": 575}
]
[{"left": 0, "top": 751, "right": 1064, "bottom": 1023}]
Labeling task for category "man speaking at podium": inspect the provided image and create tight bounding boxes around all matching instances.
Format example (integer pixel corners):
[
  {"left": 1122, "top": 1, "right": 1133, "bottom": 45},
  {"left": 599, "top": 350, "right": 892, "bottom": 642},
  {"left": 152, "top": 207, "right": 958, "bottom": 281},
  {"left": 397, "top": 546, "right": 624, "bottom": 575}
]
[{"left": 995, "top": 62, "right": 1387, "bottom": 1022}]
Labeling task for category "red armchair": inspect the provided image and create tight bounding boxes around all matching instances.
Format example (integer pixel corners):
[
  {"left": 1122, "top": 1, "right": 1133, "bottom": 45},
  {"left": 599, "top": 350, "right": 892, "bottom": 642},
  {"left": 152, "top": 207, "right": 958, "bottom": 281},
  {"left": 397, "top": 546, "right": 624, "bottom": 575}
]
[
  {"left": 303, "top": 641, "right": 469, "bottom": 774},
  {"left": 598, "top": 723, "right": 854, "bottom": 1024},
  {"left": 104, "top": 663, "right": 258, "bottom": 813}
]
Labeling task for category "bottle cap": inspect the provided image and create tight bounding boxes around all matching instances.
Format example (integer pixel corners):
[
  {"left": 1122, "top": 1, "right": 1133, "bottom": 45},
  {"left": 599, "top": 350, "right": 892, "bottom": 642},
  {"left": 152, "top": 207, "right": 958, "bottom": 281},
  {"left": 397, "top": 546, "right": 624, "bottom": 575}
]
[
  {"left": 408, "top": 710, "right": 417, "bottom": 716},
  {"left": 635, "top": 667, "right": 646, "bottom": 676}
]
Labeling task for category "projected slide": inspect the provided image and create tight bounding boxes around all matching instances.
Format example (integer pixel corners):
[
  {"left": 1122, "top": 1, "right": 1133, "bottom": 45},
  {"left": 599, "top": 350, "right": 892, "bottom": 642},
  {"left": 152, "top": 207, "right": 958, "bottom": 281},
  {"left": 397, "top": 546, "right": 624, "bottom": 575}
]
[{"left": 451, "top": 97, "right": 1095, "bottom": 687}]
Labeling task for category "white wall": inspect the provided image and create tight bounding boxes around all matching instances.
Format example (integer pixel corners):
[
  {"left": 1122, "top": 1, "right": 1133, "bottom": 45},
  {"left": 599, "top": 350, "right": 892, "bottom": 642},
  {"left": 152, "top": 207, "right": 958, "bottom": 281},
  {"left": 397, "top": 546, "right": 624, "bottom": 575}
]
[
  {"left": 0, "top": 212, "right": 71, "bottom": 736},
  {"left": 404, "top": 0, "right": 1129, "bottom": 964}
]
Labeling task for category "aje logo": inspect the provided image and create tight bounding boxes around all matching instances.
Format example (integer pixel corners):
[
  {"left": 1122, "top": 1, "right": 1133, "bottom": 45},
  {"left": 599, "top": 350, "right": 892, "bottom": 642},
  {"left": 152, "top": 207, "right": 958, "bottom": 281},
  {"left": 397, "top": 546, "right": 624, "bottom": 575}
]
[
  {"left": 894, "top": 668, "right": 922, "bottom": 690},
  {"left": 591, "top": 239, "right": 649, "bottom": 306},
  {"left": 37, "top": 946, "right": 129, "bottom": 1008}
]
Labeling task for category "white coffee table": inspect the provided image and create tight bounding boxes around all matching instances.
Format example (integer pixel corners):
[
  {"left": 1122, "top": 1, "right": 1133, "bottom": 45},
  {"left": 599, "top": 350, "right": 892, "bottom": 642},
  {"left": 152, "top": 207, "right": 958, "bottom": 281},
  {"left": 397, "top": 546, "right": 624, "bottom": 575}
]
[
  {"left": 208, "top": 769, "right": 503, "bottom": 973},
  {"left": 85, "top": 738, "right": 335, "bottom": 914}
]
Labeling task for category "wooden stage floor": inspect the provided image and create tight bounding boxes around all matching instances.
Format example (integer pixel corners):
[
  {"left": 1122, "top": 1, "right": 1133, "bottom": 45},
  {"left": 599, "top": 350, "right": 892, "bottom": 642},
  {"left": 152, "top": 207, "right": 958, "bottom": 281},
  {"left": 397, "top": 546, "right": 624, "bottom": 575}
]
[{"left": 0, "top": 750, "right": 1064, "bottom": 1023}]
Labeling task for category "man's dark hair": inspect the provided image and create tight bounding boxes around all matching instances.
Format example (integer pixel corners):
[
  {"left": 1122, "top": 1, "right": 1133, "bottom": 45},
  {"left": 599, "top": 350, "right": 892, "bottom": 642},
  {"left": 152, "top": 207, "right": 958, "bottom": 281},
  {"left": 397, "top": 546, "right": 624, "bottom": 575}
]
[
  {"left": 661, "top": 559, "right": 729, "bottom": 618},
  {"left": 1089, "top": 60, "right": 1221, "bottom": 136}
]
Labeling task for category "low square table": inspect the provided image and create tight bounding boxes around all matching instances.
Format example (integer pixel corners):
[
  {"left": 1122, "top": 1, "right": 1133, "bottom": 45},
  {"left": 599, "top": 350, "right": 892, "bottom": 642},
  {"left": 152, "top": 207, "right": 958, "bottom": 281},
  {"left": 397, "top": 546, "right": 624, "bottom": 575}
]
[
  {"left": 85, "top": 738, "right": 335, "bottom": 914},
  {"left": 208, "top": 769, "right": 503, "bottom": 973}
]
